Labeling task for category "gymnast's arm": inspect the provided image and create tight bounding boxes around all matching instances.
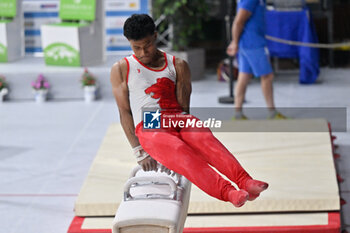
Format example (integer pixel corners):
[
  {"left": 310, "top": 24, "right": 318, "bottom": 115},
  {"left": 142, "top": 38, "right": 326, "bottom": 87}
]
[
  {"left": 110, "top": 60, "right": 157, "bottom": 171},
  {"left": 110, "top": 60, "right": 140, "bottom": 148},
  {"left": 175, "top": 58, "right": 192, "bottom": 114}
]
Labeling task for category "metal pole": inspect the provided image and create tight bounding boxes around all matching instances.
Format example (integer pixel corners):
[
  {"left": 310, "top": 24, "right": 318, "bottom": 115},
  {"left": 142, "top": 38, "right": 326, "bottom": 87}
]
[
  {"left": 327, "top": 0, "right": 334, "bottom": 67},
  {"left": 218, "top": 0, "right": 236, "bottom": 104},
  {"left": 228, "top": 0, "right": 235, "bottom": 98}
]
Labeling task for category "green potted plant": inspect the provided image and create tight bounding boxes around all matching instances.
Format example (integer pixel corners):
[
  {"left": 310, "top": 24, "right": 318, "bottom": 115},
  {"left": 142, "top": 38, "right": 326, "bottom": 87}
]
[
  {"left": 152, "top": 0, "right": 208, "bottom": 51},
  {"left": 81, "top": 68, "right": 97, "bottom": 103},
  {"left": 152, "top": 0, "right": 208, "bottom": 80},
  {"left": 0, "top": 75, "right": 9, "bottom": 102}
]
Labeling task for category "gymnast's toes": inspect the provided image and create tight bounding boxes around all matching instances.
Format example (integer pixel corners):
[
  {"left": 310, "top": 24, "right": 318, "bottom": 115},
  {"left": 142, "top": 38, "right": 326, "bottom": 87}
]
[
  {"left": 228, "top": 189, "right": 249, "bottom": 208},
  {"left": 245, "top": 179, "right": 269, "bottom": 196}
]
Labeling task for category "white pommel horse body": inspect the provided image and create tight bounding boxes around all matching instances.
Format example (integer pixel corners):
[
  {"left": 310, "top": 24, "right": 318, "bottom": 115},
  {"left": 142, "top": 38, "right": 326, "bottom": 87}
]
[{"left": 112, "top": 165, "right": 192, "bottom": 233}]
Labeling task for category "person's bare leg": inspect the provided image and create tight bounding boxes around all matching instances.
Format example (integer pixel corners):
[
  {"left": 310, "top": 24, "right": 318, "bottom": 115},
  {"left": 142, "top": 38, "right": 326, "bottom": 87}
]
[
  {"left": 261, "top": 72, "right": 275, "bottom": 109},
  {"left": 234, "top": 72, "right": 252, "bottom": 118},
  {"left": 261, "top": 72, "right": 278, "bottom": 118}
]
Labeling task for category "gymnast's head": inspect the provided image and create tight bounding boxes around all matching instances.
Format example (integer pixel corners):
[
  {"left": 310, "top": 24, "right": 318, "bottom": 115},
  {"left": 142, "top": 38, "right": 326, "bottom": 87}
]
[{"left": 123, "top": 14, "right": 158, "bottom": 65}]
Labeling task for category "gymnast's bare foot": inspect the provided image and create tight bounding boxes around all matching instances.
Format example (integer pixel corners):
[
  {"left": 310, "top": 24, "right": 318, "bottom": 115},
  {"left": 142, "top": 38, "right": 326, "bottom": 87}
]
[
  {"left": 227, "top": 189, "right": 249, "bottom": 207},
  {"left": 244, "top": 179, "right": 269, "bottom": 201}
]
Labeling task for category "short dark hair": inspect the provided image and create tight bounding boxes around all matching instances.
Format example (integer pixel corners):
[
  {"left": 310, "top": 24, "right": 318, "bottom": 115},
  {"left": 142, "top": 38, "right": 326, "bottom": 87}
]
[{"left": 123, "top": 14, "right": 156, "bottom": 40}]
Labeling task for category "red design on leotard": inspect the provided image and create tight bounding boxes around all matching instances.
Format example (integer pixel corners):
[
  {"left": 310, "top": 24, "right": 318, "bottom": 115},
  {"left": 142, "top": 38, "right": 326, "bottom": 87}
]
[{"left": 145, "top": 77, "right": 182, "bottom": 111}]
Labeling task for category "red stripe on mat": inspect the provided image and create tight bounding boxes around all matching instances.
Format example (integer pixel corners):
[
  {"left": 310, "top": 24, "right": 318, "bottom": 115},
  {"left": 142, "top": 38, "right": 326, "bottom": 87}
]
[
  {"left": 68, "top": 217, "right": 111, "bottom": 233},
  {"left": 67, "top": 213, "right": 340, "bottom": 233}
]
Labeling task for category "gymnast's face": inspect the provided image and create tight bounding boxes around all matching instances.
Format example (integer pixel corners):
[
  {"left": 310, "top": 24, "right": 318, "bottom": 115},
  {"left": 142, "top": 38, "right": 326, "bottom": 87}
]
[{"left": 129, "top": 33, "right": 158, "bottom": 65}]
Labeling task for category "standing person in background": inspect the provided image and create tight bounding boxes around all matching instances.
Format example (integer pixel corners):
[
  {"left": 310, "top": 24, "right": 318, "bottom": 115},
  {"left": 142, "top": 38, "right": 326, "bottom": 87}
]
[{"left": 227, "top": 0, "right": 286, "bottom": 119}]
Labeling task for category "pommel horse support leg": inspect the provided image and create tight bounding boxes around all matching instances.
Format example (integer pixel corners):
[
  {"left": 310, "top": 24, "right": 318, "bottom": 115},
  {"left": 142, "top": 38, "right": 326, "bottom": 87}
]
[{"left": 112, "top": 165, "right": 191, "bottom": 233}]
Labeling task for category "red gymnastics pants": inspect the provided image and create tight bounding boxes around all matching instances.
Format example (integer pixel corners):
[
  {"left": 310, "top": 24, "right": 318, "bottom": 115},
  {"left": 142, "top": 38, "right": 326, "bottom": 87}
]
[{"left": 135, "top": 114, "right": 252, "bottom": 202}]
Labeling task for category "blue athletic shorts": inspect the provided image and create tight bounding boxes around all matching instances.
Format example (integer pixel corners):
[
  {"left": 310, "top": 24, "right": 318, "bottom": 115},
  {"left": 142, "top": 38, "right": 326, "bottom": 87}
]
[{"left": 238, "top": 46, "right": 273, "bottom": 77}]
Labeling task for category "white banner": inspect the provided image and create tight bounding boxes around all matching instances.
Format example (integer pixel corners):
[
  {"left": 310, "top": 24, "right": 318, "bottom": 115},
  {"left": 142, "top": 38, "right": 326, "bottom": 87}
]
[
  {"left": 106, "top": 0, "right": 140, "bottom": 11},
  {"left": 0, "top": 24, "right": 7, "bottom": 47},
  {"left": 23, "top": 0, "right": 59, "bottom": 12},
  {"left": 106, "top": 34, "right": 130, "bottom": 47},
  {"left": 41, "top": 26, "right": 79, "bottom": 51},
  {"left": 105, "top": 16, "right": 128, "bottom": 29}
]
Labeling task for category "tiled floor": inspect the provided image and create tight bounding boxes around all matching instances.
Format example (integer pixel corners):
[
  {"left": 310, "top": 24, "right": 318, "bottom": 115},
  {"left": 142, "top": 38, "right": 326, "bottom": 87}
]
[{"left": 0, "top": 67, "right": 349, "bottom": 233}]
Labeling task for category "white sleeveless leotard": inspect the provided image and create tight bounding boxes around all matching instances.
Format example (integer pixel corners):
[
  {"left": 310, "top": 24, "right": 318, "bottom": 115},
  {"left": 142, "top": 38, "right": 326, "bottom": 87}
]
[{"left": 125, "top": 52, "right": 180, "bottom": 127}]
